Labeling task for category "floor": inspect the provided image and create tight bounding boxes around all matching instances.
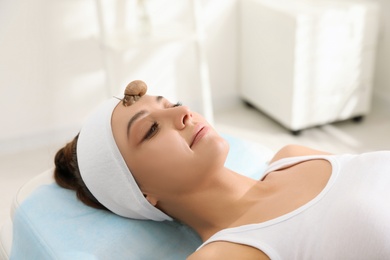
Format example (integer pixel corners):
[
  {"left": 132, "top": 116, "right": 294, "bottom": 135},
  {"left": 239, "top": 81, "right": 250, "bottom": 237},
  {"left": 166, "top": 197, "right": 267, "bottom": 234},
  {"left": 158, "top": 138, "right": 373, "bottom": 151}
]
[{"left": 1, "top": 97, "right": 389, "bottom": 227}]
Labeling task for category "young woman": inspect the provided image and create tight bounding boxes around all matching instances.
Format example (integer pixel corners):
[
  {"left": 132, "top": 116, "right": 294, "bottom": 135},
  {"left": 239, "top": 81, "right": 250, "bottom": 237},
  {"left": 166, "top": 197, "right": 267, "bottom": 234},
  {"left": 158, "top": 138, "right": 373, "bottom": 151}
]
[{"left": 55, "top": 80, "right": 390, "bottom": 259}]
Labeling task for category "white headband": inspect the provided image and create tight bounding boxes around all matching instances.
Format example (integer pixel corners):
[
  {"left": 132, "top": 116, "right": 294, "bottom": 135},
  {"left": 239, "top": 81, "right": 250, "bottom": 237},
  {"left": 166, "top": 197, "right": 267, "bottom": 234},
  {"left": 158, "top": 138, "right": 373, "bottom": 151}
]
[{"left": 77, "top": 98, "right": 172, "bottom": 221}]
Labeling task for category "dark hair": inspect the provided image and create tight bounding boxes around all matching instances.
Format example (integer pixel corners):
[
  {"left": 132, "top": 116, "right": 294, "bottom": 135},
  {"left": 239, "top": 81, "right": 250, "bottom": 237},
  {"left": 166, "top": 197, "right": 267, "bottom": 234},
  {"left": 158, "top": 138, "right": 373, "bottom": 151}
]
[{"left": 54, "top": 134, "right": 107, "bottom": 211}]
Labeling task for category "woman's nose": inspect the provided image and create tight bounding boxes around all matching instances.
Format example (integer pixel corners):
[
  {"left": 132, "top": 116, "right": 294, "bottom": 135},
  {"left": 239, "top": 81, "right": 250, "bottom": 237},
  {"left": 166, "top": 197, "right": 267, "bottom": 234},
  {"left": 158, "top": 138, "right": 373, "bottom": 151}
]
[{"left": 174, "top": 105, "right": 192, "bottom": 129}]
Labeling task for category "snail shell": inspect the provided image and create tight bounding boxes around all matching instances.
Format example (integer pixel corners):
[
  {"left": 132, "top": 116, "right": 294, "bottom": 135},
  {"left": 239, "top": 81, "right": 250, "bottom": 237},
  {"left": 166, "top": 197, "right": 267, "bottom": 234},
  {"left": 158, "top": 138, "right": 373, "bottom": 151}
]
[{"left": 123, "top": 80, "right": 147, "bottom": 106}]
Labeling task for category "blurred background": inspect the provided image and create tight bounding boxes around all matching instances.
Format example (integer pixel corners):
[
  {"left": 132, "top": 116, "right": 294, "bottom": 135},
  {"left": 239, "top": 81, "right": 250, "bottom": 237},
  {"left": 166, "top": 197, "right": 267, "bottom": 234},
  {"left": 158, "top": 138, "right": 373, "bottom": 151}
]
[{"left": 1, "top": 0, "right": 389, "bottom": 225}]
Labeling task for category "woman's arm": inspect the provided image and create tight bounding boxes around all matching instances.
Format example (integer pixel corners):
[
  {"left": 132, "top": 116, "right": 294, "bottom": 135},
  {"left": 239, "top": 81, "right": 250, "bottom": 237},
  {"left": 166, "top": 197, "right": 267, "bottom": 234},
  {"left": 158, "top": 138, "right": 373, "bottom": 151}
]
[{"left": 270, "top": 144, "right": 332, "bottom": 164}]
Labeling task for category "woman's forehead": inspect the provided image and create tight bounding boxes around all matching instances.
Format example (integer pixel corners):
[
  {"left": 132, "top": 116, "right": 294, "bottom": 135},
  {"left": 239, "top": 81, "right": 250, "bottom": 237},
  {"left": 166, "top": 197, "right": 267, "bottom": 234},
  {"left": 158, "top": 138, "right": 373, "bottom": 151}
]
[
  {"left": 112, "top": 95, "right": 162, "bottom": 125},
  {"left": 115, "top": 95, "right": 154, "bottom": 111}
]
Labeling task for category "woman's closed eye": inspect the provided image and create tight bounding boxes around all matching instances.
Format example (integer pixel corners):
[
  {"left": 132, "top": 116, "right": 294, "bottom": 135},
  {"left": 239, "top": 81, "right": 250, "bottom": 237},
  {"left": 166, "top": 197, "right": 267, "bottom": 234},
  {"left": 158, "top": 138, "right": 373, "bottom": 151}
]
[
  {"left": 143, "top": 122, "right": 159, "bottom": 141},
  {"left": 172, "top": 101, "right": 182, "bottom": 108},
  {"left": 143, "top": 102, "right": 182, "bottom": 141}
]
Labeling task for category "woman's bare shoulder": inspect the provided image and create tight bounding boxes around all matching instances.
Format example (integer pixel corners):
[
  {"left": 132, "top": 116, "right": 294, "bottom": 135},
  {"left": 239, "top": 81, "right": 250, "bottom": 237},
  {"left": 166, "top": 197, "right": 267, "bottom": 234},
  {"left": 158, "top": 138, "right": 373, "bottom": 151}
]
[
  {"left": 187, "top": 241, "right": 269, "bottom": 260},
  {"left": 270, "top": 144, "right": 332, "bottom": 164}
]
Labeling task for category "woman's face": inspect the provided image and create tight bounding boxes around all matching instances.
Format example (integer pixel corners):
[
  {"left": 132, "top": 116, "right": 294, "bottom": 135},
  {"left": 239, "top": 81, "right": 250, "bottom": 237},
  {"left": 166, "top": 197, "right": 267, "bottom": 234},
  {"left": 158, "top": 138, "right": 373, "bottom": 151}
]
[{"left": 111, "top": 95, "right": 229, "bottom": 201}]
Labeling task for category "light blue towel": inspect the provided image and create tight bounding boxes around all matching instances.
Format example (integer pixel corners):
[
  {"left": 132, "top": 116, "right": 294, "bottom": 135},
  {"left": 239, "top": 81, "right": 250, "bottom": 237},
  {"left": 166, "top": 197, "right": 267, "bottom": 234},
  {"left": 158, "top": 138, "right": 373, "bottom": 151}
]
[{"left": 11, "top": 135, "right": 273, "bottom": 259}]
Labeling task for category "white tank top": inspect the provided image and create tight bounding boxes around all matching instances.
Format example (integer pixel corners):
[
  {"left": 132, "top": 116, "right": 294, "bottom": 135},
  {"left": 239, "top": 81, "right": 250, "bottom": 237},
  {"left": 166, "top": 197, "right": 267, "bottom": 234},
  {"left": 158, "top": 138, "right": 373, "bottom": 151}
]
[{"left": 199, "top": 151, "right": 390, "bottom": 259}]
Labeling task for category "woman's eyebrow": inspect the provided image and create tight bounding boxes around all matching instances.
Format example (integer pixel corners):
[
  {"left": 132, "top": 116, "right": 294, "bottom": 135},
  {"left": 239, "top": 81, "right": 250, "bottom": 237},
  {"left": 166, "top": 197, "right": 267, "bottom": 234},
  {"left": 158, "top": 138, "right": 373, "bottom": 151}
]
[
  {"left": 127, "top": 110, "right": 146, "bottom": 138},
  {"left": 156, "top": 95, "right": 163, "bottom": 102},
  {"left": 126, "top": 96, "right": 164, "bottom": 138}
]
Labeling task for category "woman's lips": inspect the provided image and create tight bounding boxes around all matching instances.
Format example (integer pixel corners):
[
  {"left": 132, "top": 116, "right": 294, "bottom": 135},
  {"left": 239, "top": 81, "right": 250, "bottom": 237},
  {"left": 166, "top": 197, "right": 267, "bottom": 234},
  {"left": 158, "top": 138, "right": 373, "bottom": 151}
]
[{"left": 190, "top": 125, "right": 209, "bottom": 148}]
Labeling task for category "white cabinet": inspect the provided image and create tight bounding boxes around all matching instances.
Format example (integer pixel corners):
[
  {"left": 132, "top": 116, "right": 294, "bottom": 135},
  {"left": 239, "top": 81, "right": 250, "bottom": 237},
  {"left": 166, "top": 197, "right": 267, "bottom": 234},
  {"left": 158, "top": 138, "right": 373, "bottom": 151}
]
[{"left": 239, "top": 0, "right": 380, "bottom": 133}]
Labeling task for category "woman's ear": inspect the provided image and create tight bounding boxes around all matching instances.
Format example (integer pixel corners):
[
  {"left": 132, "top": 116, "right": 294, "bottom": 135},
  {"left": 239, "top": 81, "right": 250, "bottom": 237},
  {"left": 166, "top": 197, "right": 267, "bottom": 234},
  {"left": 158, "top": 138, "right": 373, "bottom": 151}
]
[{"left": 144, "top": 193, "right": 158, "bottom": 206}]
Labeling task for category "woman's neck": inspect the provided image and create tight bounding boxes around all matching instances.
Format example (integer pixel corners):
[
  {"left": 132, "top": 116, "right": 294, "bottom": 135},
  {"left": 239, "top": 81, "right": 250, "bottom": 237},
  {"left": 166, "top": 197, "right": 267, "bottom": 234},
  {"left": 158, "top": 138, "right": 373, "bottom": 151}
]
[{"left": 162, "top": 167, "right": 270, "bottom": 241}]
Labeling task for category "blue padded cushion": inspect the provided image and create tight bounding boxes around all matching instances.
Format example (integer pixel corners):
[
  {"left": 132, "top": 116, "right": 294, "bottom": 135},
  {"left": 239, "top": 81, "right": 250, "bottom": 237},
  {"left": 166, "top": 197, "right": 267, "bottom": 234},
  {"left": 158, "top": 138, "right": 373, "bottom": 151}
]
[{"left": 11, "top": 134, "right": 272, "bottom": 260}]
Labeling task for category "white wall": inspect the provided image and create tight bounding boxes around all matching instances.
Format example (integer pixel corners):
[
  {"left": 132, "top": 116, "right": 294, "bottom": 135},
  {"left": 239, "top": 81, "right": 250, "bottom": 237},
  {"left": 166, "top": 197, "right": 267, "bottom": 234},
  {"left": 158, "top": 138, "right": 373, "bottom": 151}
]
[
  {"left": 201, "top": 0, "right": 239, "bottom": 111},
  {"left": 102, "top": 0, "right": 239, "bottom": 112},
  {"left": 0, "top": 0, "right": 239, "bottom": 153},
  {"left": 0, "top": 0, "right": 107, "bottom": 152}
]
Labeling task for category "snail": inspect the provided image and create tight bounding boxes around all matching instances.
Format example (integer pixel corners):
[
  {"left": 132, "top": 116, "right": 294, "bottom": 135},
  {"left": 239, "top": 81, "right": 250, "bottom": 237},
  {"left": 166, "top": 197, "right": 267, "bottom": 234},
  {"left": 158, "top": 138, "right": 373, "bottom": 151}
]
[{"left": 122, "top": 80, "right": 147, "bottom": 106}]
